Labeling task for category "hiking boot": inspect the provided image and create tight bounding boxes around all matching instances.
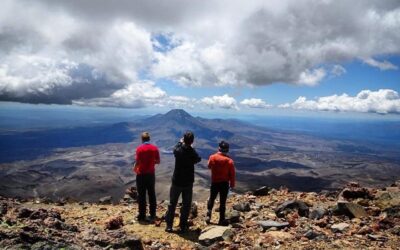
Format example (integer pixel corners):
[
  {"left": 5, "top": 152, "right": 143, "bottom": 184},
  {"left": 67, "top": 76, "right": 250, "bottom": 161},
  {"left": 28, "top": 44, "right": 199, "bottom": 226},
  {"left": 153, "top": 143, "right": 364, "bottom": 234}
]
[
  {"left": 205, "top": 216, "right": 211, "bottom": 224},
  {"left": 218, "top": 219, "right": 229, "bottom": 226},
  {"left": 205, "top": 210, "right": 212, "bottom": 224},
  {"left": 136, "top": 215, "right": 146, "bottom": 222},
  {"left": 149, "top": 215, "right": 157, "bottom": 223},
  {"left": 179, "top": 225, "right": 189, "bottom": 234},
  {"left": 165, "top": 226, "right": 173, "bottom": 233}
]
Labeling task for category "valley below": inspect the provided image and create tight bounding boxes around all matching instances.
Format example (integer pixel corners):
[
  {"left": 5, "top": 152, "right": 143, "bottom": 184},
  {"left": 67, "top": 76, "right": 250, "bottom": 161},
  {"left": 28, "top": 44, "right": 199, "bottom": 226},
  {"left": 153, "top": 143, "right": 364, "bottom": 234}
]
[{"left": 1, "top": 109, "right": 399, "bottom": 202}]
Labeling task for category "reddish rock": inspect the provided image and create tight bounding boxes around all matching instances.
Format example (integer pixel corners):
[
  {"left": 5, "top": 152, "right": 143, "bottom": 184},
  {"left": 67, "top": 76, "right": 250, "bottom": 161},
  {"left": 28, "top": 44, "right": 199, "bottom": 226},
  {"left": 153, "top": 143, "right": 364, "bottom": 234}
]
[
  {"left": 357, "top": 226, "right": 373, "bottom": 235},
  {"left": 315, "top": 217, "right": 328, "bottom": 228},
  {"left": 105, "top": 216, "right": 124, "bottom": 230}
]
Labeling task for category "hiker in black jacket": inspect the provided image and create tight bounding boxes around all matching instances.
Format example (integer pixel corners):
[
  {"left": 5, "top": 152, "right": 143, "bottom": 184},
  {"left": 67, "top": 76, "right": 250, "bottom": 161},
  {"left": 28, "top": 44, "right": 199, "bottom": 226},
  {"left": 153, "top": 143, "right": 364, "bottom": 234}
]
[{"left": 165, "top": 131, "right": 201, "bottom": 233}]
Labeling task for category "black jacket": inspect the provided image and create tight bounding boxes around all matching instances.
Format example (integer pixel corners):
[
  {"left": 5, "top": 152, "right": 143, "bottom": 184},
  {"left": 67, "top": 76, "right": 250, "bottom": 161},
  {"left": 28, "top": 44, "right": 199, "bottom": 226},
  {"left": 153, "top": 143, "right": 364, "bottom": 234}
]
[{"left": 172, "top": 142, "right": 201, "bottom": 187}]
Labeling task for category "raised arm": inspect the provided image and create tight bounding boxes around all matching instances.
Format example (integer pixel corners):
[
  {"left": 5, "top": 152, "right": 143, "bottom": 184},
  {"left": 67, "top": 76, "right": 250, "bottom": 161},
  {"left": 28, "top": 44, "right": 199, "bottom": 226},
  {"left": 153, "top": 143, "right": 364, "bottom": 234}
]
[
  {"left": 173, "top": 141, "right": 183, "bottom": 157},
  {"left": 192, "top": 150, "right": 201, "bottom": 164}
]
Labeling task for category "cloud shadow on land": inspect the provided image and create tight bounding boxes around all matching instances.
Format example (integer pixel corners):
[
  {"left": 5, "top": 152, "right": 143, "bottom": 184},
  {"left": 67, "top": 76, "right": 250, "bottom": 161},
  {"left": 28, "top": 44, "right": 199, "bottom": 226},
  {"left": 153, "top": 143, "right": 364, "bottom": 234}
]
[
  {"left": 234, "top": 156, "right": 313, "bottom": 171},
  {"left": 235, "top": 172, "right": 333, "bottom": 192}
]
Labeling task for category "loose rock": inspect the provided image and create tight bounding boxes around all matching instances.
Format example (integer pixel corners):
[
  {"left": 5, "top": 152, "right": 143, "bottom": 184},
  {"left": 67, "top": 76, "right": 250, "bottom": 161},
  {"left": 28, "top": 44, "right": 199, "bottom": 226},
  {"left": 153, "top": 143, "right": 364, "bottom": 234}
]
[
  {"left": 304, "top": 230, "right": 322, "bottom": 240},
  {"left": 233, "top": 202, "right": 251, "bottom": 212},
  {"left": 309, "top": 207, "right": 327, "bottom": 220},
  {"left": 226, "top": 210, "right": 240, "bottom": 224},
  {"left": 335, "top": 202, "right": 367, "bottom": 218},
  {"left": 99, "top": 196, "right": 112, "bottom": 204},
  {"left": 198, "top": 226, "right": 233, "bottom": 246},
  {"left": 105, "top": 216, "right": 124, "bottom": 230},
  {"left": 331, "top": 223, "right": 350, "bottom": 233},
  {"left": 340, "top": 187, "right": 373, "bottom": 200},
  {"left": 253, "top": 186, "right": 270, "bottom": 196},
  {"left": 16, "top": 208, "right": 33, "bottom": 218},
  {"left": 264, "top": 231, "right": 294, "bottom": 240},
  {"left": 257, "top": 220, "right": 289, "bottom": 231},
  {"left": 275, "top": 200, "right": 309, "bottom": 218}
]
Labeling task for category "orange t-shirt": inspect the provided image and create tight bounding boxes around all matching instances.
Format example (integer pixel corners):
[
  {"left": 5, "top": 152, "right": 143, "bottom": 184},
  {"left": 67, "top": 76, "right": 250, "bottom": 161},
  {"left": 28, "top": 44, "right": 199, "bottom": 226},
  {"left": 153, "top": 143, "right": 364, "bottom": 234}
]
[{"left": 208, "top": 152, "right": 235, "bottom": 188}]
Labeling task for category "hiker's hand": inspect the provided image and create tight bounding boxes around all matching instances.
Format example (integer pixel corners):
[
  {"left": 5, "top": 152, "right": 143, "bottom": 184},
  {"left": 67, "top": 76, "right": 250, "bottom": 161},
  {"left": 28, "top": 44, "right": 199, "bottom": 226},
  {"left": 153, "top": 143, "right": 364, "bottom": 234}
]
[{"left": 132, "top": 163, "right": 138, "bottom": 173}]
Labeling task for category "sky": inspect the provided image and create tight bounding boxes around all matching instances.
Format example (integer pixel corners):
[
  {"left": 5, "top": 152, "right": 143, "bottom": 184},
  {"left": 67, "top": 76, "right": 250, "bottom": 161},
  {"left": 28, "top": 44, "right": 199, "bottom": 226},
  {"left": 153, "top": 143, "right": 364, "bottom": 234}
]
[{"left": 0, "top": 0, "right": 400, "bottom": 117}]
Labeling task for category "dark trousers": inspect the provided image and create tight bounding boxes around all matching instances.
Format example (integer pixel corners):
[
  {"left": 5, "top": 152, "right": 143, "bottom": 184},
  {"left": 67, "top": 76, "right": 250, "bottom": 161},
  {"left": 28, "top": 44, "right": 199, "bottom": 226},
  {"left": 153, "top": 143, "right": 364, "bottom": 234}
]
[
  {"left": 207, "top": 181, "right": 229, "bottom": 221},
  {"left": 165, "top": 183, "right": 193, "bottom": 228},
  {"left": 136, "top": 174, "right": 156, "bottom": 218}
]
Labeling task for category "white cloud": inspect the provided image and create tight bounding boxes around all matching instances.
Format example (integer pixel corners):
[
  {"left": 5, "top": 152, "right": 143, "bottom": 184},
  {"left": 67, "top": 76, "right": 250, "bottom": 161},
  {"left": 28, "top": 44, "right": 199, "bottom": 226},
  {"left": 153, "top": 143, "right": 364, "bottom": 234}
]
[
  {"left": 240, "top": 98, "right": 272, "bottom": 108},
  {"left": 1, "top": 0, "right": 400, "bottom": 107},
  {"left": 363, "top": 58, "right": 399, "bottom": 71},
  {"left": 152, "top": 42, "right": 243, "bottom": 87},
  {"left": 0, "top": 1, "right": 154, "bottom": 104},
  {"left": 201, "top": 94, "right": 238, "bottom": 110},
  {"left": 296, "top": 68, "right": 327, "bottom": 86},
  {"left": 280, "top": 89, "right": 400, "bottom": 114},
  {"left": 162, "top": 95, "right": 197, "bottom": 109},
  {"left": 151, "top": 0, "right": 400, "bottom": 87},
  {"left": 73, "top": 81, "right": 166, "bottom": 108},
  {"left": 0, "top": 55, "right": 76, "bottom": 96}
]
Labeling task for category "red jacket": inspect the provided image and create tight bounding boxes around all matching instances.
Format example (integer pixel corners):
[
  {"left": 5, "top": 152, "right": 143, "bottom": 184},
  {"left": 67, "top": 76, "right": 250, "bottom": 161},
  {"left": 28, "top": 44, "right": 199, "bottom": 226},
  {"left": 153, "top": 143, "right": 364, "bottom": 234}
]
[
  {"left": 135, "top": 143, "right": 160, "bottom": 175},
  {"left": 208, "top": 152, "right": 235, "bottom": 188}
]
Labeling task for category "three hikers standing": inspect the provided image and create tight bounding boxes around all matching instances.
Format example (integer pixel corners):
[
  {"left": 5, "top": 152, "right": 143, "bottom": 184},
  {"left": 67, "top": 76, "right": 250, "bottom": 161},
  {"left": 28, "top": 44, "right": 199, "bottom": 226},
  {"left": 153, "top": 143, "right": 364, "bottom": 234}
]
[{"left": 133, "top": 131, "right": 236, "bottom": 231}]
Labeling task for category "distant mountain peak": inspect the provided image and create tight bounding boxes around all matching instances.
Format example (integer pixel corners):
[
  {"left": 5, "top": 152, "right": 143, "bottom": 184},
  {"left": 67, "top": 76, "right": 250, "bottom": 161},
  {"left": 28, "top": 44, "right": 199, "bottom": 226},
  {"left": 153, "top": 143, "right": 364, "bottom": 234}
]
[{"left": 163, "top": 109, "right": 193, "bottom": 119}]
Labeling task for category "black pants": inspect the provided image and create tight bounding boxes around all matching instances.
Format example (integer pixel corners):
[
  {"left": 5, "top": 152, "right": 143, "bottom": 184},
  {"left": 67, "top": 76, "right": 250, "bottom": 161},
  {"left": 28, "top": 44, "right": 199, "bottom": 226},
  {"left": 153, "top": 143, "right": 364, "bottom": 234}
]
[
  {"left": 207, "top": 181, "right": 229, "bottom": 221},
  {"left": 165, "top": 183, "right": 193, "bottom": 228},
  {"left": 136, "top": 174, "right": 156, "bottom": 218}
]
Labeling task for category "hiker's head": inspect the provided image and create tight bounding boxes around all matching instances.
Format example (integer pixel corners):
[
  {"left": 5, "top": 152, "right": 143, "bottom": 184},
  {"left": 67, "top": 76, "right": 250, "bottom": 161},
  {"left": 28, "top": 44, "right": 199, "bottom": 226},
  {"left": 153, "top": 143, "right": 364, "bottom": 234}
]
[
  {"left": 219, "top": 140, "right": 229, "bottom": 153},
  {"left": 141, "top": 132, "right": 150, "bottom": 142},
  {"left": 183, "top": 131, "right": 194, "bottom": 145}
]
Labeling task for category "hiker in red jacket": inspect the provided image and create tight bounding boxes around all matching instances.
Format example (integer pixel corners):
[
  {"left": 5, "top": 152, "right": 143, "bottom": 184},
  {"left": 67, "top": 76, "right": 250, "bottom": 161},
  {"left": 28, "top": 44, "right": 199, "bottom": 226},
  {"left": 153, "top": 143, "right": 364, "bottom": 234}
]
[
  {"left": 206, "top": 140, "right": 235, "bottom": 225},
  {"left": 133, "top": 132, "right": 160, "bottom": 222}
]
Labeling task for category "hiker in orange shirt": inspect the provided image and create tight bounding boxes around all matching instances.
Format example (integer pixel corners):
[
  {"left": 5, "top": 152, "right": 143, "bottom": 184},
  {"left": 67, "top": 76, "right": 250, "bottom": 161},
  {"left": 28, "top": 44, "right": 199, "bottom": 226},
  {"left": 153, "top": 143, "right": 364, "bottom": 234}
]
[{"left": 206, "top": 140, "right": 235, "bottom": 225}]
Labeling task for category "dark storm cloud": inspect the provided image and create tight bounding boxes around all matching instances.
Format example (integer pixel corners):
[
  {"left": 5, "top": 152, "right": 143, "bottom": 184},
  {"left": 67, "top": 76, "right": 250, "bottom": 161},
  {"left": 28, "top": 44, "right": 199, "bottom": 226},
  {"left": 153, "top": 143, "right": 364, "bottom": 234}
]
[{"left": 0, "top": 64, "right": 121, "bottom": 104}]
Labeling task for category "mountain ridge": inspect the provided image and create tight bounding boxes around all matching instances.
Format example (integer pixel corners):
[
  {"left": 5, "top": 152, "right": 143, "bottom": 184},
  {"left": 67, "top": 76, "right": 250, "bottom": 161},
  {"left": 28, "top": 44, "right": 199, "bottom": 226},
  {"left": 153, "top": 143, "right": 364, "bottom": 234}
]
[{"left": 1, "top": 109, "right": 400, "bottom": 203}]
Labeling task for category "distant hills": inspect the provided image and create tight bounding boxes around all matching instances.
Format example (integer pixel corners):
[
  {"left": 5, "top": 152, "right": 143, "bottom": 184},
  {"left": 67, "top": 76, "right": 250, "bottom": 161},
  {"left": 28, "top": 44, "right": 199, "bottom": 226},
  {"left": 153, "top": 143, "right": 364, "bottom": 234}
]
[{"left": 1, "top": 109, "right": 400, "bottom": 201}]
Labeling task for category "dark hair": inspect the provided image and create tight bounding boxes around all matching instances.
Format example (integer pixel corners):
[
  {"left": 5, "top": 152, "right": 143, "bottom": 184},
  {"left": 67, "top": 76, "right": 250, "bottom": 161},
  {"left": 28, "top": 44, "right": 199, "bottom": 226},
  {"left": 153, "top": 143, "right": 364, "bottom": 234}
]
[
  {"left": 183, "top": 131, "right": 194, "bottom": 145},
  {"left": 141, "top": 132, "right": 150, "bottom": 142},
  {"left": 219, "top": 140, "right": 229, "bottom": 153}
]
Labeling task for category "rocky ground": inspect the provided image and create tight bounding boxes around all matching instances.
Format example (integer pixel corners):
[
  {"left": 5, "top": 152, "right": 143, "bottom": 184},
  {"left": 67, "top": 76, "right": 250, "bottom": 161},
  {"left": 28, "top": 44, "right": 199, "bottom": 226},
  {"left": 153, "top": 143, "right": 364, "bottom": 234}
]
[{"left": 1, "top": 181, "right": 400, "bottom": 249}]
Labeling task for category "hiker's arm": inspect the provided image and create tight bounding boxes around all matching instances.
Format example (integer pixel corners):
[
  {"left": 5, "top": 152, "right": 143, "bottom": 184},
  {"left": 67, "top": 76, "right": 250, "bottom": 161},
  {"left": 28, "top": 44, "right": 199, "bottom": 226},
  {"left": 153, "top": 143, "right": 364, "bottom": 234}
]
[
  {"left": 173, "top": 140, "right": 183, "bottom": 156},
  {"left": 229, "top": 160, "right": 236, "bottom": 188},
  {"left": 193, "top": 150, "right": 201, "bottom": 164},
  {"left": 155, "top": 149, "right": 160, "bottom": 164},
  {"left": 133, "top": 150, "right": 139, "bottom": 173},
  {"left": 207, "top": 156, "right": 214, "bottom": 169}
]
